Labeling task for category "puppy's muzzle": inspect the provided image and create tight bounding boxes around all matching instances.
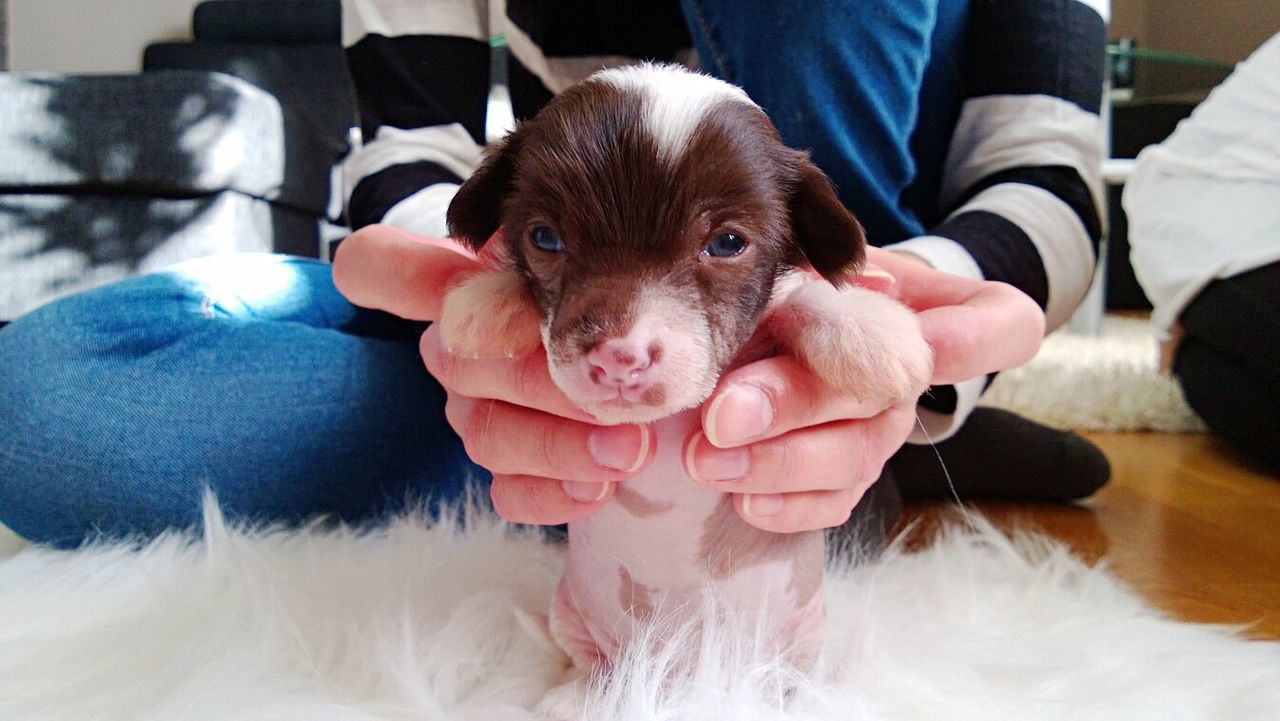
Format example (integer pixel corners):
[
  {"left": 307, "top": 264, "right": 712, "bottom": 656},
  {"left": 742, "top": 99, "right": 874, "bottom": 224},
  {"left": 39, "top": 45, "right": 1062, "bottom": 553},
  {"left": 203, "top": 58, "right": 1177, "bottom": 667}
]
[{"left": 584, "top": 337, "right": 663, "bottom": 401}]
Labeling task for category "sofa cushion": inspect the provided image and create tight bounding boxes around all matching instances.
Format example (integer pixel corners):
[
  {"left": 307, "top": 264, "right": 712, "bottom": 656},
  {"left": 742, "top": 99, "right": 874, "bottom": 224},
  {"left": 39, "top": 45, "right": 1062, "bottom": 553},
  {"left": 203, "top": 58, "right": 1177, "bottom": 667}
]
[
  {"left": 0, "top": 71, "right": 335, "bottom": 216},
  {"left": 0, "top": 191, "right": 317, "bottom": 319},
  {"left": 143, "top": 44, "right": 357, "bottom": 158}
]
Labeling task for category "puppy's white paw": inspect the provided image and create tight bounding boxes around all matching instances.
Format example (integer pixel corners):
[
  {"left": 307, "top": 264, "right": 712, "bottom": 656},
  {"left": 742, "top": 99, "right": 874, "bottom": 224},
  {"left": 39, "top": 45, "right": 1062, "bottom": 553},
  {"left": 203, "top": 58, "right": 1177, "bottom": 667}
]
[
  {"left": 535, "top": 671, "right": 591, "bottom": 721},
  {"left": 769, "top": 282, "right": 933, "bottom": 406},
  {"left": 512, "top": 606, "right": 571, "bottom": 665},
  {"left": 437, "top": 268, "right": 543, "bottom": 358}
]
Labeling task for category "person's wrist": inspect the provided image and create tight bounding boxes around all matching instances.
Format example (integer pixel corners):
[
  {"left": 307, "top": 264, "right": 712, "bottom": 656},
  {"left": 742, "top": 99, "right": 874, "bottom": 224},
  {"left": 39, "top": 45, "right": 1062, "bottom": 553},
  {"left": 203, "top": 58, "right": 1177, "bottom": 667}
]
[
  {"left": 886, "top": 248, "right": 933, "bottom": 268},
  {"left": 879, "top": 236, "right": 984, "bottom": 282}
]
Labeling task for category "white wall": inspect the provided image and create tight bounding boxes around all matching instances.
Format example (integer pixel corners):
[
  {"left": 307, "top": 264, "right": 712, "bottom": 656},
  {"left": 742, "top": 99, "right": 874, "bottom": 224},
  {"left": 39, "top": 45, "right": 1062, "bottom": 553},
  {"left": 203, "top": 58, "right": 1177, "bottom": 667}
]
[{"left": 9, "top": 0, "right": 200, "bottom": 73}]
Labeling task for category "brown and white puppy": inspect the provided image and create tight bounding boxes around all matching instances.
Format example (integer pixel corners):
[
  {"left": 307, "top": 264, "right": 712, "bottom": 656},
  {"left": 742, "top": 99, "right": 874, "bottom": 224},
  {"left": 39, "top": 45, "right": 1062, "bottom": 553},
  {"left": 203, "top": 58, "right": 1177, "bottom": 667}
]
[{"left": 439, "top": 64, "right": 932, "bottom": 675}]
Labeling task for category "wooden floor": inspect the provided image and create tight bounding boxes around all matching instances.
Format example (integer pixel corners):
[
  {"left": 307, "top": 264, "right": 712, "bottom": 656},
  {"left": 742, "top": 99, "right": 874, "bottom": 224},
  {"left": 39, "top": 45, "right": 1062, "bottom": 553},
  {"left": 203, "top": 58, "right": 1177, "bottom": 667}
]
[{"left": 902, "top": 431, "right": 1280, "bottom": 639}]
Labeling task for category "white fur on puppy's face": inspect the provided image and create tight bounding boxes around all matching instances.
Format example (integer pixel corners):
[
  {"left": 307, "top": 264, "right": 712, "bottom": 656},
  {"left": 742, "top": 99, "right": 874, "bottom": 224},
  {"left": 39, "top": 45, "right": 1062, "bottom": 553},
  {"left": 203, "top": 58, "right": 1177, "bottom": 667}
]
[
  {"left": 593, "top": 64, "right": 754, "bottom": 166},
  {"left": 542, "top": 284, "right": 719, "bottom": 425}
]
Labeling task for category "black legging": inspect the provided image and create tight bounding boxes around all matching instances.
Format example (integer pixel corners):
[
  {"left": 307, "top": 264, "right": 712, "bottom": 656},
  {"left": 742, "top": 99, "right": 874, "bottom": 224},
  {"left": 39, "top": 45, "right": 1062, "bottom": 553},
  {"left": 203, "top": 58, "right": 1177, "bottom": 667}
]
[{"left": 1174, "top": 261, "right": 1280, "bottom": 470}]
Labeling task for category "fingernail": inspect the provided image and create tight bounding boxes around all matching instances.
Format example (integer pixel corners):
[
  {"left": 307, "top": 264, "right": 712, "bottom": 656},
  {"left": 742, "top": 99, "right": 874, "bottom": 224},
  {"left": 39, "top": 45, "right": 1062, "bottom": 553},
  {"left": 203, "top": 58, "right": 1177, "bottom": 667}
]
[
  {"left": 684, "top": 432, "right": 749, "bottom": 483},
  {"left": 588, "top": 424, "right": 650, "bottom": 472},
  {"left": 857, "top": 267, "right": 897, "bottom": 295},
  {"left": 562, "top": 480, "right": 611, "bottom": 503},
  {"left": 705, "top": 385, "right": 774, "bottom": 447},
  {"left": 743, "top": 493, "right": 784, "bottom": 518}
]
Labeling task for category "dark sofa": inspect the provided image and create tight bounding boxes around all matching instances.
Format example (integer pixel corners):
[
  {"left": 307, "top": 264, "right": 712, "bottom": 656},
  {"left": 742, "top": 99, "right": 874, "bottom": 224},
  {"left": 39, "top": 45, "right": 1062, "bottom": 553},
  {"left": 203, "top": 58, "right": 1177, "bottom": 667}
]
[{"left": 0, "top": 0, "right": 356, "bottom": 320}]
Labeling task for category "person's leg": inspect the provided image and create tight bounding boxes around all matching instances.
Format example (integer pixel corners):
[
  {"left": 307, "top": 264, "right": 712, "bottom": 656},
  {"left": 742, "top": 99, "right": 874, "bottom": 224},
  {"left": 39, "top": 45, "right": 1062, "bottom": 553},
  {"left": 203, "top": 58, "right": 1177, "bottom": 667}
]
[
  {"left": 0, "top": 254, "right": 487, "bottom": 547},
  {"left": 1174, "top": 262, "right": 1280, "bottom": 470},
  {"left": 889, "top": 407, "right": 1111, "bottom": 502},
  {"left": 1177, "top": 339, "right": 1280, "bottom": 469}
]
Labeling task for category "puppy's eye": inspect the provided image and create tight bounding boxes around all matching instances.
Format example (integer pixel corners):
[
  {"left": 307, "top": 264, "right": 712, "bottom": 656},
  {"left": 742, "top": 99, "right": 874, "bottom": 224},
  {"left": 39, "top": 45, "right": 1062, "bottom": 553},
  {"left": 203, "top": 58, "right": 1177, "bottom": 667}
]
[
  {"left": 702, "top": 233, "right": 747, "bottom": 258},
  {"left": 530, "top": 226, "right": 566, "bottom": 252}
]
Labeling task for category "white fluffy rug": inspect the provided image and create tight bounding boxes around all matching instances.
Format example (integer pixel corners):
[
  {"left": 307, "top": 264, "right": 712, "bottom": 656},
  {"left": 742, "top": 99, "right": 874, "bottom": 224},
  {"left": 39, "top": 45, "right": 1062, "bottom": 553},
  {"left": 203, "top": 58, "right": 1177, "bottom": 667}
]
[
  {"left": 981, "top": 315, "right": 1207, "bottom": 432},
  {"left": 2, "top": 501, "right": 1278, "bottom": 721}
]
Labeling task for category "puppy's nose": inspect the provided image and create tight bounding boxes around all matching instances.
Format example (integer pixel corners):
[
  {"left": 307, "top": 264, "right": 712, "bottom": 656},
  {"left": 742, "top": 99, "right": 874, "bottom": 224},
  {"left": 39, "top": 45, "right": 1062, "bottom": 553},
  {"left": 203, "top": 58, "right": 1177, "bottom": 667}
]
[{"left": 587, "top": 339, "right": 657, "bottom": 387}]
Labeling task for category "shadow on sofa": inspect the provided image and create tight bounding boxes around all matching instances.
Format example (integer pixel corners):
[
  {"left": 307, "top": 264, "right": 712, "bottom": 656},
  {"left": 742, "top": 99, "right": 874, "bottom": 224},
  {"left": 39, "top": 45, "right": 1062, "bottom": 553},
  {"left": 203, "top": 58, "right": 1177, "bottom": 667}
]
[{"left": 0, "top": 0, "right": 356, "bottom": 320}]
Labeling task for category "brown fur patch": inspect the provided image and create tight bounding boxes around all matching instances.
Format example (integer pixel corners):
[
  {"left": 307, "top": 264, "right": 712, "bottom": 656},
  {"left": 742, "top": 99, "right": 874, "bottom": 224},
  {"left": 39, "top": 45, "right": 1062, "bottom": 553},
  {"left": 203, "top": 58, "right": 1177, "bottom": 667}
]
[
  {"left": 613, "top": 485, "right": 676, "bottom": 518},
  {"left": 640, "top": 385, "right": 667, "bottom": 407},
  {"left": 697, "top": 496, "right": 823, "bottom": 607}
]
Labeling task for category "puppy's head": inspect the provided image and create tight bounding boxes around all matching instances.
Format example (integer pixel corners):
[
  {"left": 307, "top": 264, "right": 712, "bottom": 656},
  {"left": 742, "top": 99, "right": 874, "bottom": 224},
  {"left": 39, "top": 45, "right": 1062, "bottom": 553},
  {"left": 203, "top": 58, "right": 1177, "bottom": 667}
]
[{"left": 447, "top": 64, "right": 865, "bottom": 423}]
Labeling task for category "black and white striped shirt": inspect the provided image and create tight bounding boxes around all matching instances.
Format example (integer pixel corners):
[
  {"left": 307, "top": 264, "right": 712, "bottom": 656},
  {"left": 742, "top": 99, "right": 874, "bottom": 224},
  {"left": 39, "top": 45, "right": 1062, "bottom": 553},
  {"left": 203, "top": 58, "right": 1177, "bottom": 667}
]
[{"left": 339, "top": 0, "right": 1109, "bottom": 438}]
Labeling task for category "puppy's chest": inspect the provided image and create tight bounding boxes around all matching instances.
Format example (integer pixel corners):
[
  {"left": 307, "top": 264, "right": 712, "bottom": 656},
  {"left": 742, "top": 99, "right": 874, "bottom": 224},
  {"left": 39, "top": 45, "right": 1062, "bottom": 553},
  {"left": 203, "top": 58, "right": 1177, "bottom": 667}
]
[
  {"left": 566, "top": 410, "right": 820, "bottom": 601},
  {"left": 570, "top": 411, "right": 718, "bottom": 586}
]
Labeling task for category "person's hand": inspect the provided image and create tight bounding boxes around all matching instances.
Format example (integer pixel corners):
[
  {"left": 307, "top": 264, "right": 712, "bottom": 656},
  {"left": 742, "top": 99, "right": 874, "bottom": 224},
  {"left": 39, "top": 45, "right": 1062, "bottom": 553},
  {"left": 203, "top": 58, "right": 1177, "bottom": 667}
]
[
  {"left": 332, "top": 225, "right": 649, "bottom": 525},
  {"left": 334, "top": 227, "right": 1044, "bottom": 530},
  {"left": 681, "top": 246, "right": 1045, "bottom": 533}
]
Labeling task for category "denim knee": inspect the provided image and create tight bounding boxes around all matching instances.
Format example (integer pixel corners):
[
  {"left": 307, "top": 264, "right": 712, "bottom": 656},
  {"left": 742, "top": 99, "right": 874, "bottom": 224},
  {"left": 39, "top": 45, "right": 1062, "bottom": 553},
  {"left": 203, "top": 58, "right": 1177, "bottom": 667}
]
[{"left": 0, "top": 259, "right": 487, "bottom": 547}]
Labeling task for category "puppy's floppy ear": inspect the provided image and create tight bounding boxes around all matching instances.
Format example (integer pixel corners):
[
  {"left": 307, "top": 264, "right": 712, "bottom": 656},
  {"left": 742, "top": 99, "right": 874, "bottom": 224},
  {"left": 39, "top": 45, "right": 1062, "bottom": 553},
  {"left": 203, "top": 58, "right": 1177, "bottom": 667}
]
[
  {"left": 787, "top": 159, "right": 867, "bottom": 286},
  {"left": 446, "top": 130, "right": 523, "bottom": 252}
]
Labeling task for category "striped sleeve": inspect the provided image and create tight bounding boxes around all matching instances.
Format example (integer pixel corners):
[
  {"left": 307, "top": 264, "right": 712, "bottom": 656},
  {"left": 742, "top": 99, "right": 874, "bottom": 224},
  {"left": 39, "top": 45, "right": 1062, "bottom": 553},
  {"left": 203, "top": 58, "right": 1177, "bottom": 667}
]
[
  {"left": 890, "top": 0, "right": 1108, "bottom": 332},
  {"left": 340, "top": 0, "right": 492, "bottom": 236},
  {"left": 888, "top": 0, "right": 1108, "bottom": 441},
  {"left": 339, "top": 0, "right": 688, "bottom": 235}
]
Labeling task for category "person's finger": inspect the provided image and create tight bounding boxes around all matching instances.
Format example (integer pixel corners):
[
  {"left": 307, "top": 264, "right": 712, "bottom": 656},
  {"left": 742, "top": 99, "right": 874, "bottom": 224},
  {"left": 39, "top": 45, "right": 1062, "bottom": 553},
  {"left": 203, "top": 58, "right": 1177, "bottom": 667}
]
[
  {"left": 444, "top": 395, "right": 653, "bottom": 483},
  {"left": 731, "top": 487, "right": 866, "bottom": 534},
  {"left": 421, "top": 329, "right": 597, "bottom": 422},
  {"left": 489, "top": 473, "right": 616, "bottom": 525},
  {"left": 852, "top": 263, "right": 897, "bottom": 294},
  {"left": 687, "top": 401, "right": 917, "bottom": 494},
  {"left": 866, "top": 247, "right": 1045, "bottom": 384},
  {"left": 701, "top": 355, "right": 890, "bottom": 448},
  {"left": 331, "top": 225, "right": 480, "bottom": 321},
  {"left": 915, "top": 283, "right": 1044, "bottom": 384}
]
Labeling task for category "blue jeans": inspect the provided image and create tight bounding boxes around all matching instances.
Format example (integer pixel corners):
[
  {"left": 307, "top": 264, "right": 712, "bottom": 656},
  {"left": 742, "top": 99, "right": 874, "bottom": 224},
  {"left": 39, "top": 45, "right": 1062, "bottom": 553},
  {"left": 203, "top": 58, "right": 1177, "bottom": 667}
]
[
  {"left": 0, "top": 255, "right": 485, "bottom": 547},
  {"left": 0, "top": 1, "right": 967, "bottom": 546}
]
